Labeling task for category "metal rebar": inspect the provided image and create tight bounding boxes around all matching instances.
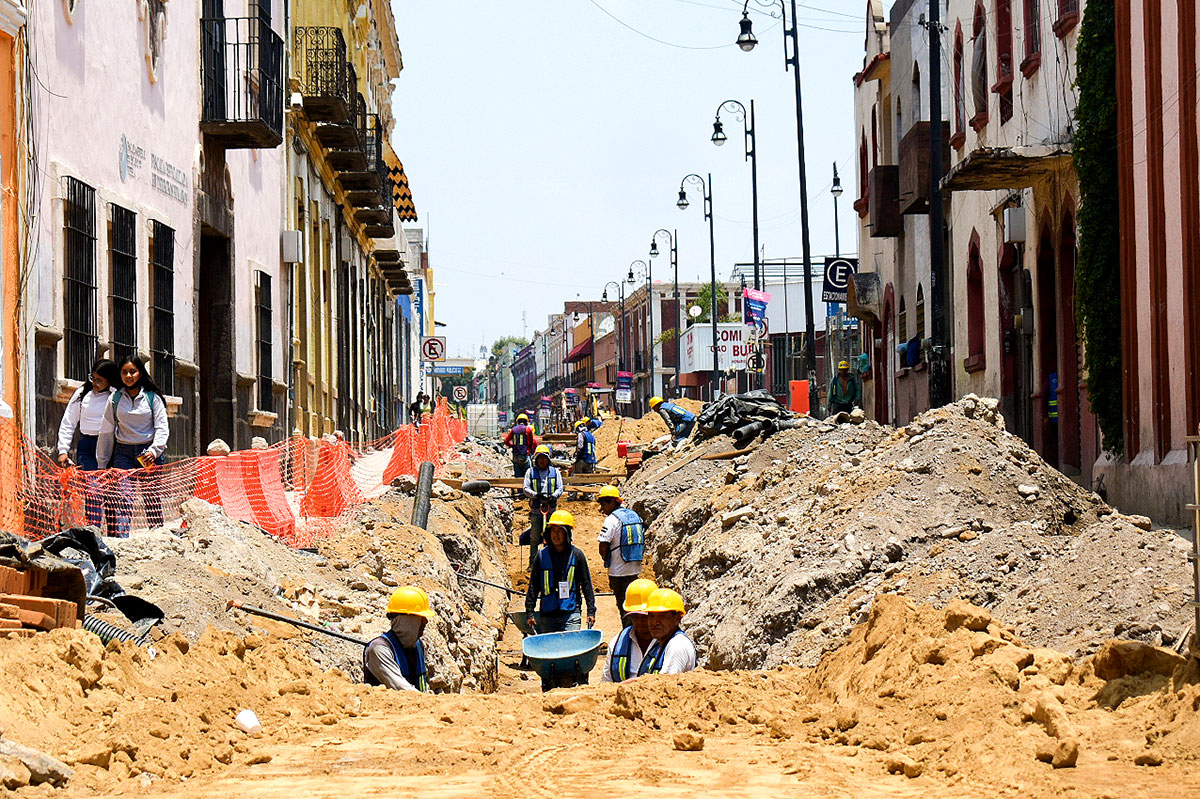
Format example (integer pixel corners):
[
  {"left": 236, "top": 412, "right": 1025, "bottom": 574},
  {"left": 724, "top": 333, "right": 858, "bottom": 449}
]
[{"left": 227, "top": 601, "right": 370, "bottom": 646}]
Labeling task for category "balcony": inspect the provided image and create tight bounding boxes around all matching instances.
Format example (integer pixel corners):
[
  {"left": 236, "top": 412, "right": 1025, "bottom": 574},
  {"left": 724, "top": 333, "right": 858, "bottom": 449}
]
[
  {"left": 315, "top": 81, "right": 363, "bottom": 150},
  {"left": 868, "top": 165, "right": 902, "bottom": 237},
  {"left": 200, "top": 17, "right": 284, "bottom": 149},
  {"left": 941, "top": 146, "right": 1073, "bottom": 192},
  {"left": 293, "top": 27, "right": 351, "bottom": 122},
  {"left": 359, "top": 180, "right": 395, "bottom": 238},
  {"left": 898, "top": 121, "right": 950, "bottom": 215},
  {"left": 340, "top": 116, "right": 385, "bottom": 204}
]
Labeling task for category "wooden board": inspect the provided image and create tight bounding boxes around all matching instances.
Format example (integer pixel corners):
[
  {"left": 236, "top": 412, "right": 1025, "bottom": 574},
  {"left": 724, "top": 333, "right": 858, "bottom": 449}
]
[
  {"left": 642, "top": 449, "right": 707, "bottom": 484},
  {"left": 699, "top": 447, "right": 758, "bottom": 461}
]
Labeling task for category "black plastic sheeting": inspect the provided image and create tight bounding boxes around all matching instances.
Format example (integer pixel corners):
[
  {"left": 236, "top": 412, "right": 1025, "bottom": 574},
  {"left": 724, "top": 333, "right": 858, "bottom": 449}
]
[{"left": 694, "top": 390, "right": 805, "bottom": 449}]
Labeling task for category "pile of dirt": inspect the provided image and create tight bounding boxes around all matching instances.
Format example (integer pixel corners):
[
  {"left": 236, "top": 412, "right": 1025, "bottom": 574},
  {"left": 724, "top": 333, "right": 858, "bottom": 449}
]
[
  {"left": 593, "top": 399, "right": 704, "bottom": 472},
  {"left": 626, "top": 395, "right": 1195, "bottom": 669},
  {"left": 3, "top": 598, "right": 1197, "bottom": 795},
  {"left": 106, "top": 485, "right": 512, "bottom": 691}
]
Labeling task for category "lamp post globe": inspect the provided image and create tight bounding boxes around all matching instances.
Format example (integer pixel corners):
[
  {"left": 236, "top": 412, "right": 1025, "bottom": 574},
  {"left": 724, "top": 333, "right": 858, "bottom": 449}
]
[
  {"left": 676, "top": 190, "right": 689, "bottom": 210},
  {"left": 736, "top": 11, "right": 757, "bottom": 51},
  {"left": 711, "top": 119, "right": 727, "bottom": 146},
  {"left": 649, "top": 239, "right": 659, "bottom": 258}
]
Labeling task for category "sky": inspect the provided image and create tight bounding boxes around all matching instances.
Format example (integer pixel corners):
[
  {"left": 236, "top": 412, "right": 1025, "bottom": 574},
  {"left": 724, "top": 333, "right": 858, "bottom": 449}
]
[{"left": 391, "top": 0, "right": 889, "bottom": 359}]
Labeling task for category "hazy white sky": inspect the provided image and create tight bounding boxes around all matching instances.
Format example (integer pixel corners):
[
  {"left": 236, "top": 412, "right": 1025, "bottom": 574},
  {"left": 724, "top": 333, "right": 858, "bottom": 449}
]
[{"left": 391, "top": 0, "right": 888, "bottom": 358}]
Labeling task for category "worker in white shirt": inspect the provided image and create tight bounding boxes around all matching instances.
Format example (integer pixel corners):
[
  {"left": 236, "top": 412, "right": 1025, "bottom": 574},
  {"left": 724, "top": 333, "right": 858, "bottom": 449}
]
[
  {"left": 97, "top": 356, "right": 171, "bottom": 536},
  {"left": 601, "top": 578, "right": 658, "bottom": 683},
  {"left": 596, "top": 485, "right": 645, "bottom": 627},
  {"left": 56, "top": 359, "right": 119, "bottom": 527},
  {"left": 638, "top": 588, "right": 698, "bottom": 676}
]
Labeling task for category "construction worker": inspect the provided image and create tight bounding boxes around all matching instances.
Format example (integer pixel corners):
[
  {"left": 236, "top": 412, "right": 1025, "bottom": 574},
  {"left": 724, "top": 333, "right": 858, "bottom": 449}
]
[
  {"left": 649, "top": 397, "right": 696, "bottom": 444},
  {"left": 827, "top": 361, "right": 862, "bottom": 415},
  {"left": 586, "top": 416, "right": 603, "bottom": 431},
  {"left": 503, "top": 413, "right": 538, "bottom": 478},
  {"left": 639, "top": 588, "right": 697, "bottom": 676},
  {"left": 525, "top": 510, "right": 596, "bottom": 635},
  {"left": 596, "top": 485, "right": 645, "bottom": 626},
  {"left": 573, "top": 420, "right": 598, "bottom": 475},
  {"left": 601, "top": 578, "right": 658, "bottom": 683},
  {"left": 364, "top": 586, "right": 434, "bottom": 692},
  {"left": 523, "top": 444, "right": 564, "bottom": 569}
]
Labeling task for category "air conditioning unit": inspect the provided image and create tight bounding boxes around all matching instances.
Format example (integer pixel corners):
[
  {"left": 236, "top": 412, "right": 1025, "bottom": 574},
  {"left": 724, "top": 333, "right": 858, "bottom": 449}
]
[
  {"left": 281, "top": 230, "right": 302, "bottom": 263},
  {"left": 1003, "top": 205, "right": 1026, "bottom": 243}
]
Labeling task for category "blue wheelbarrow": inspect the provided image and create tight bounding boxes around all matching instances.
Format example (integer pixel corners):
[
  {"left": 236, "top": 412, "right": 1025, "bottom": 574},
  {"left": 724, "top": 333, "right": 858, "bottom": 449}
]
[{"left": 522, "top": 629, "right": 604, "bottom": 692}]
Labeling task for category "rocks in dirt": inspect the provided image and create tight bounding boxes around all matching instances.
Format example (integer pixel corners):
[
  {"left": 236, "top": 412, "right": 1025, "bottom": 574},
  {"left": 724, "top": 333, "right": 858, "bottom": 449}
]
[
  {"left": 1091, "top": 640, "right": 1186, "bottom": 681},
  {"left": 391, "top": 475, "right": 418, "bottom": 493},
  {"left": 1134, "top": 750, "right": 1164, "bottom": 766},
  {"left": 627, "top": 395, "right": 1194, "bottom": 670},
  {"left": 0, "top": 738, "right": 73, "bottom": 786},
  {"left": 0, "top": 754, "right": 31, "bottom": 789},
  {"left": 1050, "top": 738, "right": 1080, "bottom": 768},
  {"left": 944, "top": 600, "right": 992, "bottom": 632},
  {"left": 885, "top": 753, "right": 922, "bottom": 778},
  {"left": 672, "top": 731, "right": 705, "bottom": 751}
]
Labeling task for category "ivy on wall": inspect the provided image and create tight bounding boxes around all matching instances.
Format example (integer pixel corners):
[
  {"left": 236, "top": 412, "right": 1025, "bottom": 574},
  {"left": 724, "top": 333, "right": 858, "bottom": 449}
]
[{"left": 1073, "top": 0, "right": 1124, "bottom": 454}]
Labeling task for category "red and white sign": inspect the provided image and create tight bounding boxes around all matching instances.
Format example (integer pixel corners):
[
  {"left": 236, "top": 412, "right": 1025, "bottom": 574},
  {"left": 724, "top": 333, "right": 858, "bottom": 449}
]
[
  {"left": 421, "top": 336, "right": 447, "bottom": 362},
  {"left": 679, "top": 323, "right": 756, "bottom": 373}
]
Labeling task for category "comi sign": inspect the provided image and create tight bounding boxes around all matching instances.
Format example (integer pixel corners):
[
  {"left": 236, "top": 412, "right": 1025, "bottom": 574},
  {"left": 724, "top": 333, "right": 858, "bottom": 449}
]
[{"left": 822, "top": 257, "right": 859, "bottom": 304}]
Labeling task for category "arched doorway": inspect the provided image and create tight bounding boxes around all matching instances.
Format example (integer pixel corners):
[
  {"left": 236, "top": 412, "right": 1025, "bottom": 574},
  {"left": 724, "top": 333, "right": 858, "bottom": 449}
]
[{"left": 1057, "top": 204, "right": 1081, "bottom": 472}]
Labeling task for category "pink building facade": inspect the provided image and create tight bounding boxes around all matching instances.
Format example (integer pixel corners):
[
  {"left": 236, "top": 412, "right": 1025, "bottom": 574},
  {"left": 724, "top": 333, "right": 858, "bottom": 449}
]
[{"left": 1096, "top": 0, "right": 1200, "bottom": 524}]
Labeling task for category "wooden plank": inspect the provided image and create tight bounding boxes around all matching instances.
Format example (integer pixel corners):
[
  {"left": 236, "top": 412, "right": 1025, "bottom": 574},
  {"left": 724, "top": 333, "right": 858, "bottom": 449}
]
[
  {"left": 642, "top": 449, "right": 707, "bottom": 483},
  {"left": 700, "top": 447, "right": 758, "bottom": 461}
]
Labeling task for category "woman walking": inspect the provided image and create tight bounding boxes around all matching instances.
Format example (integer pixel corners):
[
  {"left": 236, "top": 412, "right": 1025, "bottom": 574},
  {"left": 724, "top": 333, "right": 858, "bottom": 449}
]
[
  {"left": 55, "top": 359, "right": 119, "bottom": 526},
  {"left": 97, "top": 356, "right": 170, "bottom": 535}
]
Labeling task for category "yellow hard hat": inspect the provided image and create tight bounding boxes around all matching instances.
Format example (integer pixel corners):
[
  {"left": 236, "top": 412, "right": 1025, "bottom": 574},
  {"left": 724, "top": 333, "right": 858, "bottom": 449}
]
[
  {"left": 547, "top": 510, "right": 575, "bottom": 529},
  {"left": 517, "top": 413, "right": 529, "bottom": 423},
  {"left": 838, "top": 360, "right": 849, "bottom": 369},
  {"left": 649, "top": 396, "right": 664, "bottom": 409},
  {"left": 386, "top": 586, "right": 435, "bottom": 618},
  {"left": 597, "top": 485, "right": 622, "bottom": 501},
  {"left": 534, "top": 444, "right": 552, "bottom": 457},
  {"left": 574, "top": 420, "right": 585, "bottom": 430},
  {"left": 645, "top": 588, "right": 685, "bottom": 614},
  {"left": 622, "top": 579, "right": 659, "bottom": 613}
]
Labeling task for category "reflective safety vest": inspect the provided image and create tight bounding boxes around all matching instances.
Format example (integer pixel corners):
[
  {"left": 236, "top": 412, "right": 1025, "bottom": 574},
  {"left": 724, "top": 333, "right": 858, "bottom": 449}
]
[
  {"left": 660, "top": 402, "right": 695, "bottom": 425},
  {"left": 511, "top": 424, "right": 532, "bottom": 456},
  {"left": 363, "top": 633, "right": 429, "bottom": 692},
  {"left": 638, "top": 629, "right": 689, "bottom": 676},
  {"left": 1047, "top": 373, "right": 1059, "bottom": 423},
  {"left": 611, "top": 626, "right": 643, "bottom": 682},
  {"left": 612, "top": 507, "right": 645, "bottom": 562},
  {"left": 531, "top": 467, "right": 561, "bottom": 496},
  {"left": 538, "top": 547, "right": 579, "bottom": 614},
  {"left": 580, "top": 430, "right": 597, "bottom": 464}
]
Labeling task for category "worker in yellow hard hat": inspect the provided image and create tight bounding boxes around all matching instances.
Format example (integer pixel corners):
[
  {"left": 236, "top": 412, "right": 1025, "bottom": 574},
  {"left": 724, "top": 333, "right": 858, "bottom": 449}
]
[
  {"left": 596, "top": 485, "right": 646, "bottom": 626},
  {"left": 524, "top": 509, "right": 596, "bottom": 639},
  {"left": 522, "top": 443, "right": 564, "bottom": 570},
  {"left": 573, "top": 418, "right": 598, "bottom": 475},
  {"left": 639, "top": 588, "right": 697, "bottom": 676},
  {"left": 601, "top": 578, "right": 658, "bottom": 683},
  {"left": 827, "top": 358, "right": 862, "bottom": 416},
  {"left": 364, "top": 586, "right": 435, "bottom": 692},
  {"left": 502, "top": 413, "right": 538, "bottom": 479},
  {"left": 649, "top": 396, "right": 696, "bottom": 444}
]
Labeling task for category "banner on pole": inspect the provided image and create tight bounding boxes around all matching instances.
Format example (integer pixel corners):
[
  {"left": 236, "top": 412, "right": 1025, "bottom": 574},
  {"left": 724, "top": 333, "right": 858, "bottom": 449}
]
[
  {"left": 615, "top": 372, "right": 633, "bottom": 404},
  {"left": 743, "top": 288, "right": 772, "bottom": 327}
]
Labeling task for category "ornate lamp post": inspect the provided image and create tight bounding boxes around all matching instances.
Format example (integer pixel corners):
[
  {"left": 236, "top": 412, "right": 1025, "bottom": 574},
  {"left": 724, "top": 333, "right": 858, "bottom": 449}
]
[
  {"left": 677, "top": 173, "right": 720, "bottom": 398},
  {"left": 650, "top": 229, "right": 679, "bottom": 397}
]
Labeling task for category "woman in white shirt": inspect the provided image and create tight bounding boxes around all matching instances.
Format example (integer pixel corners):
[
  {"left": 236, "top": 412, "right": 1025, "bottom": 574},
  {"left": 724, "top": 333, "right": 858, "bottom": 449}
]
[
  {"left": 55, "top": 359, "right": 119, "bottom": 526},
  {"left": 97, "top": 356, "right": 171, "bottom": 535}
]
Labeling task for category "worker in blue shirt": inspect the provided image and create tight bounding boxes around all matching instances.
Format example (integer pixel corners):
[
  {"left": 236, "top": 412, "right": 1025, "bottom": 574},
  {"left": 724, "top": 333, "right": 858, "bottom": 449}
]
[{"left": 649, "top": 396, "right": 696, "bottom": 444}]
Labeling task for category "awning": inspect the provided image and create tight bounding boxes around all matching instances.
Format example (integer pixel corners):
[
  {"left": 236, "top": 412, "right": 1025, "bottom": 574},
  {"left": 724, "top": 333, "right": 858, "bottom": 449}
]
[
  {"left": 383, "top": 141, "right": 419, "bottom": 222},
  {"left": 564, "top": 338, "right": 593, "bottom": 363}
]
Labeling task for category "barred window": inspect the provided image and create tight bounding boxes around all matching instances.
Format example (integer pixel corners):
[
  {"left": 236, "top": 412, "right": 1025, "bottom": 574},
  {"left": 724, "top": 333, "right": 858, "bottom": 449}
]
[
  {"left": 109, "top": 204, "right": 138, "bottom": 360},
  {"left": 63, "top": 177, "right": 97, "bottom": 382},
  {"left": 255, "top": 270, "right": 274, "bottom": 412},
  {"left": 149, "top": 220, "right": 175, "bottom": 396}
]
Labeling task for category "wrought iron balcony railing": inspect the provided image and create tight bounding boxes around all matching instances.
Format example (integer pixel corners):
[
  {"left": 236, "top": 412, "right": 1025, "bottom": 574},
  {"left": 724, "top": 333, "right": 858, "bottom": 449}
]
[
  {"left": 201, "top": 17, "right": 284, "bottom": 149},
  {"left": 293, "top": 27, "right": 350, "bottom": 122}
]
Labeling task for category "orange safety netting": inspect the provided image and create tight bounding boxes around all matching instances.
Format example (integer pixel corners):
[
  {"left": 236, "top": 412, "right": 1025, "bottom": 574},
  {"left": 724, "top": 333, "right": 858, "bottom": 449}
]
[{"left": 0, "top": 398, "right": 468, "bottom": 548}]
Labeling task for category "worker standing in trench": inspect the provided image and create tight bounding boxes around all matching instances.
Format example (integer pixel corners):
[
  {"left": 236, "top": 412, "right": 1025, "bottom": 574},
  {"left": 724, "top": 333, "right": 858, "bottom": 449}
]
[
  {"left": 649, "top": 397, "right": 696, "bottom": 444},
  {"left": 502, "top": 413, "right": 537, "bottom": 479},
  {"left": 523, "top": 444, "right": 564, "bottom": 569},
  {"left": 525, "top": 510, "right": 596, "bottom": 634},
  {"left": 573, "top": 420, "right": 597, "bottom": 475},
  {"left": 363, "top": 586, "right": 435, "bottom": 692},
  {"left": 601, "top": 578, "right": 658, "bottom": 682},
  {"left": 638, "top": 589, "right": 697, "bottom": 676},
  {"left": 596, "top": 485, "right": 645, "bottom": 626}
]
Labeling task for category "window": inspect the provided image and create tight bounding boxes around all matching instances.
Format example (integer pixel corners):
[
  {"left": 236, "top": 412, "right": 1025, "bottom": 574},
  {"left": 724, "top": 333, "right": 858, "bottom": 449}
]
[
  {"left": 911, "top": 62, "right": 921, "bottom": 126},
  {"left": 898, "top": 297, "right": 908, "bottom": 345},
  {"left": 255, "top": 271, "right": 274, "bottom": 412},
  {"left": 108, "top": 204, "right": 137, "bottom": 359},
  {"left": 953, "top": 23, "right": 965, "bottom": 145},
  {"left": 965, "top": 236, "right": 986, "bottom": 371},
  {"left": 141, "top": 0, "right": 167, "bottom": 81},
  {"left": 1053, "top": 0, "right": 1079, "bottom": 38},
  {"left": 1023, "top": 0, "right": 1042, "bottom": 75},
  {"left": 916, "top": 285, "right": 926, "bottom": 341},
  {"left": 63, "top": 177, "right": 97, "bottom": 382},
  {"left": 149, "top": 220, "right": 175, "bottom": 396},
  {"left": 971, "top": 3, "right": 989, "bottom": 130},
  {"left": 995, "top": 0, "right": 1014, "bottom": 123}
]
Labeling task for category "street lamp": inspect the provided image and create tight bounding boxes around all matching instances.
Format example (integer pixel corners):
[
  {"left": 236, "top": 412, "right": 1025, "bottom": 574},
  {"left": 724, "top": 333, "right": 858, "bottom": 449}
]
[
  {"left": 601, "top": 280, "right": 626, "bottom": 375},
  {"left": 737, "top": 0, "right": 819, "bottom": 415},
  {"left": 628, "top": 259, "right": 654, "bottom": 408},
  {"left": 831, "top": 161, "right": 843, "bottom": 258},
  {"left": 650, "top": 228, "right": 680, "bottom": 398},
  {"left": 677, "top": 173, "right": 720, "bottom": 398}
]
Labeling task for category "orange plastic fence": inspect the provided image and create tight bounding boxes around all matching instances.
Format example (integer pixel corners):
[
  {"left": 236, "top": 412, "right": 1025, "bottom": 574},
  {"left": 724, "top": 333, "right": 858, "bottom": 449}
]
[{"left": 0, "top": 398, "right": 468, "bottom": 548}]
